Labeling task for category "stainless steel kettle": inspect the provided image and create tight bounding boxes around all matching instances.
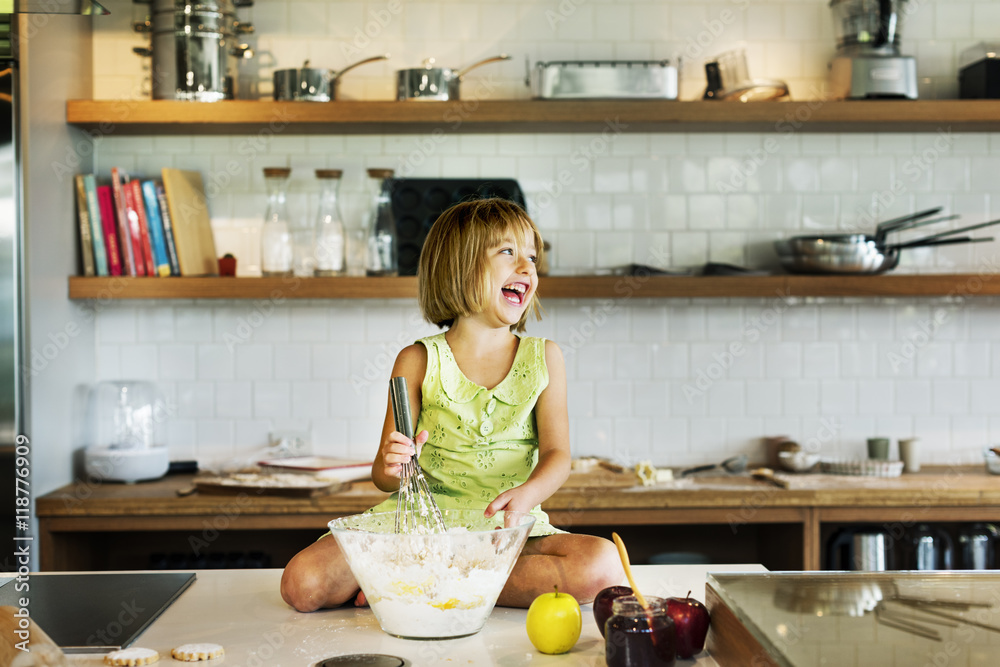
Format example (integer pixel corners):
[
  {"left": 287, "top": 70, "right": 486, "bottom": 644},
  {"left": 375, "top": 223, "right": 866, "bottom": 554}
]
[
  {"left": 958, "top": 523, "right": 998, "bottom": 570},
  {"left": 827, "top": 528, "right": 894, "bottom": 571},
  {"left": 908, "top": 524, "right": 953, "bottom": 570}
]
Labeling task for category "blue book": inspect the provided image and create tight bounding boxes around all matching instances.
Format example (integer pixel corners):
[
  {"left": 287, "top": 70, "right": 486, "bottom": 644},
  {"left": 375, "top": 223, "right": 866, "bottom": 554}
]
[
  {"left": 82, "top": 174, "right": 108, "bottom": 276},
  {"left": 154, "top": 181, "right": 181, "bottom": 276},
  {"left": 141, "top": 180, "right": 172, "bottom": 277}
]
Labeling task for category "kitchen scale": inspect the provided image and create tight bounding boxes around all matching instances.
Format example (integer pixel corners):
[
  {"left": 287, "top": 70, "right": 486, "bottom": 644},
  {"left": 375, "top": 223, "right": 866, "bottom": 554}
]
[
  {"left": 828, "top": 0, "right": 918, "bottom": 99},
  {"left": 706, "top": 571, "right": 1000, "bottom": 666},
  {"left": 0, "top": 572, "right": 195, "bottom": 652}
]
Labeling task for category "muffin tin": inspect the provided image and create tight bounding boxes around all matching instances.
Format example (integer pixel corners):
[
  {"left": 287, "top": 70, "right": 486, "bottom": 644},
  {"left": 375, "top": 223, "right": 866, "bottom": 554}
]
[{"left": 388, "top": 178, "right": 526, "bottom": 275}]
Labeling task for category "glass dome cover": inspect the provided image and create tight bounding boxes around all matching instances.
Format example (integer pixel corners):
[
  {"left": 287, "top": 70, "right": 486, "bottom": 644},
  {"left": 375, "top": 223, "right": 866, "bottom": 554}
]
[{"left": 84, "top": 380, "right": 169, "bottom": 483}]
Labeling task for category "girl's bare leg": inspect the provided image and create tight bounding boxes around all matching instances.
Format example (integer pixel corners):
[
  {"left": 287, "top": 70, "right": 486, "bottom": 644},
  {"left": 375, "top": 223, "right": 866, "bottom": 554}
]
[
  {"left": 497, "top": 533, "right": 625, "bottom": 608},
  {"left": 280, "top": 536, "right": 361, "bottom": 612}
]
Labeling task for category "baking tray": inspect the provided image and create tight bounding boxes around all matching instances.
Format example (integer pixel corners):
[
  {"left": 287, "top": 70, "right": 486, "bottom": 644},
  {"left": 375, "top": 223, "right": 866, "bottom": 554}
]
[
  {"left": 531, "top": 60, "right": 678, "bottom": 99},
  {"left": 389, "top": 178, "right": 526, "bottom": 275},
  {"left": 0, "top": 572, "right": 195, "bottom": 652}
]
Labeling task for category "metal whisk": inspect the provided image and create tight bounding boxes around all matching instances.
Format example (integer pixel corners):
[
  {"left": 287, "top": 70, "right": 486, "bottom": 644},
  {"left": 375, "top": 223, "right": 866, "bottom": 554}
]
[{"left": 391, "top": 376, "right": 446, "bottom": 534}]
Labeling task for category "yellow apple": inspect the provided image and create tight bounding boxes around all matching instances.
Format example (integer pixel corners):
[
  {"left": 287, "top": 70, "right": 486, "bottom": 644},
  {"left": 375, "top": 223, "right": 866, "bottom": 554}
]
[{"left": 525, "top": 585, "right": 582, "bottom": 654}]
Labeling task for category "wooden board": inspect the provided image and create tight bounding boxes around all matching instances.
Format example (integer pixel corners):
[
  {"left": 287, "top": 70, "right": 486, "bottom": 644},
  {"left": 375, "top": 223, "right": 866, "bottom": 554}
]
[
  {"left": 563, "top": 466, "right": 638, "bottom": 489},
  {"left": 193, "top": 474, "right": 343, "bottom": 498},
  {"left": 705, "top": 581, "right": 780, "bottom": 667},
  {"left": 161, "top": 168, "right": 219, "bottom": 276}
]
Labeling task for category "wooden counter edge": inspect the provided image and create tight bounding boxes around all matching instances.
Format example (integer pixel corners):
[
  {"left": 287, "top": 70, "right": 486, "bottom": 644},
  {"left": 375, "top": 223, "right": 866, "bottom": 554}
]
[{"left": 706, "top": 581, "right": 780, "bottom": 667}]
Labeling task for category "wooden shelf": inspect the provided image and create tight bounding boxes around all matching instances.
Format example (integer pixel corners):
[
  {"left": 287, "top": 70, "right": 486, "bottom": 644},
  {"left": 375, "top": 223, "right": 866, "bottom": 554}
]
[
  {"left": 67, "top": 274, "right": 1000, "bottom": 300},
  {"left": 66, "top": 99, "right": 1000, "bottom": 135}
]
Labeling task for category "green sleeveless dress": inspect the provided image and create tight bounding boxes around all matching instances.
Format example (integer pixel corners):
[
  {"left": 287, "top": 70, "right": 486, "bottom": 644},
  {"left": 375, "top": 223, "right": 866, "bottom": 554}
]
[{"left": 368, "top": 332, "right": 563, "bottom": 537}]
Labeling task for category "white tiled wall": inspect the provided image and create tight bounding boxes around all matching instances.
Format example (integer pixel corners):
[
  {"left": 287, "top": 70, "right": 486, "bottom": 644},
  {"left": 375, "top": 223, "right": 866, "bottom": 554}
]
[{"left": 83, "top": 0, "right": 1000, "bottom": 467}]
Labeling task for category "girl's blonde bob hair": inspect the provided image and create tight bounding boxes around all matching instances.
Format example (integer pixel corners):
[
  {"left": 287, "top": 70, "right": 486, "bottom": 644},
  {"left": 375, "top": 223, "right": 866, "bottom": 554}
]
[{"left": 418, "top": 198, "right": 544, "bottom": 333}]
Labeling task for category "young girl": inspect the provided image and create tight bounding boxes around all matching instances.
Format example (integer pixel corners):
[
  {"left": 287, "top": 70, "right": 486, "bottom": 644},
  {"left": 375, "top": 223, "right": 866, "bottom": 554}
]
[{"left": 281, "top": 198, "right": 623, "bottom": 612}]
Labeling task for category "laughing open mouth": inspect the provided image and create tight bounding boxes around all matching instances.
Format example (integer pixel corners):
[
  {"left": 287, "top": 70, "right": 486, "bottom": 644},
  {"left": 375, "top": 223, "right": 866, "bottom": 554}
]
[{"left": 502, "top": 282, "right": 527, "bottom": 305}]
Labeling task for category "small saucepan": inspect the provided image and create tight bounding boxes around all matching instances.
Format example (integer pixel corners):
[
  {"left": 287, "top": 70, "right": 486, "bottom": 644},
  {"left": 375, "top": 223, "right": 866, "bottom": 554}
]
[
  {"left": 274, "top": 55, "right": 388, "bottom": 102},
  {"left": 397, "top": 54, "right": 511, "bottom": 101}
]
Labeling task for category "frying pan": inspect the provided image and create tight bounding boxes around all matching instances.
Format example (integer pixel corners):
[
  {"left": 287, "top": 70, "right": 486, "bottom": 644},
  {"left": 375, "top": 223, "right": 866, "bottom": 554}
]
[{"left": 775, "top": 213, "right": 1000, "bottom": 275}]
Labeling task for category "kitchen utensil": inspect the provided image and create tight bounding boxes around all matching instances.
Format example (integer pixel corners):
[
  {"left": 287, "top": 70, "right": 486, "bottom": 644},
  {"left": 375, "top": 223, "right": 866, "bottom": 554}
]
[
  {"left": 272, "top": 55, "right": 388, "bottom": 102},
  {"left": 750, "top": 467, "right": 789, "bottom": 489},
  {"left": 774, "top": 213, "right": 1000, "bottom": 275},
  {"left": 899, "top": 438, "right": 919, "bottom": 473},
  {"left": 985, "top": 448, "right": 1000, "bottom": 475},
  {"left": 820, "top": 458, "right": 903, "bottom": 477},
  {"left": 530, "top": 59, "right": 678, "bottom": 99},
  {"left": 959, "top": 42, "right": 1000, "bottom": 99},
  {"left": 958, "top": 523, "right": 998, "bottom": 569},
  {"left": 867, "top": 437, "right": 889, "bottom": 460},
  {"left": 396, "top": 54, "right": 510, "bottom": 101},
  {"left": 611, "top": 532, "right": 650, "bottom": 610},
  {"left": 777, "top": 450, "right": 819, "bottom": 472},
  {"left": 390, "top": 376, "right": 445, "bottom": 534},
  {"left": 328, "top": 509, "right": 534, "bottom": 639},
  {"left": 680, "top": 454, "right": 748, "bottom": 477},
  {"left": 828, "top": 0, "right": 917, "bottom": 99},
  {"left": 908, "top": 524, "right": 953, "bottom": 570},
  {"left": 83, "top": 380, "right": 169, "bottom": 483},
  {"left": 703, "top": 48, "right": 789, "bottom": 102},
  {"left": 135, "top": 0, "right": 254, "bottom": 101},
  {"left": 827, "top": 528, "right": 894, "bottom": 571}
]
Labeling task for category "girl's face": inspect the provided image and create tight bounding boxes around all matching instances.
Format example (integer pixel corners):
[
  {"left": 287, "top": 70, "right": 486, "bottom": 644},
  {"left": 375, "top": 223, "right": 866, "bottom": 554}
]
[{"left": 484, "top": 227, "right": 538, "bottom": 327}]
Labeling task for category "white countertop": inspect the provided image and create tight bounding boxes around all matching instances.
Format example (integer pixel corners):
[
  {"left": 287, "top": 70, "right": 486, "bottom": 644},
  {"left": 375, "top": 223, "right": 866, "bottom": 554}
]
[{"left": 21, "top": 564, "right": 765, "bottom": 666}]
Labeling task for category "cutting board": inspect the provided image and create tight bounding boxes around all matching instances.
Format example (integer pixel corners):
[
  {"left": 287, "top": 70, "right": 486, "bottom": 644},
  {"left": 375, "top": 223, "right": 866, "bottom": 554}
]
[
  {"left": 161, "top": 168, "right": 219, "bottom": 276},
  {"left": 193, "top": 472, "right": 343, "bottom": 497},
  {"left": 563, "top": 466, "right": 637, "bottom": 489}
]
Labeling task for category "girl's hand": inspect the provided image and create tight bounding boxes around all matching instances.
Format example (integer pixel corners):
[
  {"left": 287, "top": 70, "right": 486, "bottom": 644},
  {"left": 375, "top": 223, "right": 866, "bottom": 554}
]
[
  {"left": 484, "top": 483, "right": 541, "bottom": 520},
  {"left": 379, "top": 429, "right": 428, "bottom": 479}
]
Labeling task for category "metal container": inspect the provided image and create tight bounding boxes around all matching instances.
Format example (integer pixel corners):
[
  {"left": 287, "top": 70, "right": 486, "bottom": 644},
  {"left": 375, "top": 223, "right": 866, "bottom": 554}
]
[
  {"left": 396, "top": 54, "right": 510, "bottom": 101},
  {"left": 531, "top": 60, "right": 678, "bottom": 99},
  {"left": 273, "top": 55, "right": 388, "bottom": 102},
  {"left": 135, "top": 0, "right": 253, "bottom": 101},
  {"left": 828, "top": 528, "right": 893, "bottom": 571}
]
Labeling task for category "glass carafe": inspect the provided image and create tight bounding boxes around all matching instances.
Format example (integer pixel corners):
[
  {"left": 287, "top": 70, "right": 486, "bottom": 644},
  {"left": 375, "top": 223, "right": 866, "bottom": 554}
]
[
  {"left": 365, "top": 168, "right": 398, "bottom": 277},
  {"left": 260, "top": 167, "right": 293, "bottom": 277},
  {"left": 313, "top": 169, "right": 346, "bottom": 276}
]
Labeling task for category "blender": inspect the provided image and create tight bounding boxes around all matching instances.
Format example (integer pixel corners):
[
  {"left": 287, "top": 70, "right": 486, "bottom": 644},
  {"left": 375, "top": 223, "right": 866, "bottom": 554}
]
[{"left": 828, "top": 0, "right": 918, "bottom": 99}]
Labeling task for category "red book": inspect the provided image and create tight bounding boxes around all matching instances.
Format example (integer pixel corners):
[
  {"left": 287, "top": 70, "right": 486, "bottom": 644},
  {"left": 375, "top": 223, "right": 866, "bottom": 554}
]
[
  {"left": 111, "top": 168, "right": 137, "bottom": 276},
  {"left": 96, "top": 185, "right": 123, "bottom": 276},
  {"left": 124, "top": 182, "right": 155, "bottom": 276}
]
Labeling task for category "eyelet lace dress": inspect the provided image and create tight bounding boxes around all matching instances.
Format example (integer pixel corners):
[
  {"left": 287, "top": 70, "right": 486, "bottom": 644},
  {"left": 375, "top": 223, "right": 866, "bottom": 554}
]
[{"left": 369, "top": 332, "right": 563, "bottom": 537}]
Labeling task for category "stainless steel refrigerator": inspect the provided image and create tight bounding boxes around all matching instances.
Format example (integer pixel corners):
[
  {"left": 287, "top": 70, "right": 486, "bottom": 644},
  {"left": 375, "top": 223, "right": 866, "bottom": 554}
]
[{"left": 0, "top": 11, "right": 22, "bottom": 571}]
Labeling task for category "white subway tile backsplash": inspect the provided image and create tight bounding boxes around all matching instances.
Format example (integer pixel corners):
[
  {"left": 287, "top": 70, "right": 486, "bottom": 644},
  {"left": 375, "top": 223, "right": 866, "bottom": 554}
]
[{"left": 83, "top": 0, "right": 1000, "bottom": 465}]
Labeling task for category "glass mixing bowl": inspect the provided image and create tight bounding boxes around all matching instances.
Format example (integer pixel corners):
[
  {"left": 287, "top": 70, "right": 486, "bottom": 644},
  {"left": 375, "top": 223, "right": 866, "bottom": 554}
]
[{"left": 328, "top": 509, "right": 535, "bottom": 639}]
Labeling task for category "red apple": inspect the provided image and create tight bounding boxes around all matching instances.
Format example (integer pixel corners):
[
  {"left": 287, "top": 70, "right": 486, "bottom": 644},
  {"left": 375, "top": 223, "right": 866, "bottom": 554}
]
[
  {"left": 665, "top": 591, "right": 710, "bottom": 659},
  {"left": 593, "top": 585, "right": 632, "bottom": 637}
]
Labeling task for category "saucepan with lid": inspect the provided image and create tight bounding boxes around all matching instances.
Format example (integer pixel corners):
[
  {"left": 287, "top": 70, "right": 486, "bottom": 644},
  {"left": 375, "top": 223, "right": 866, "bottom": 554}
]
[
  {"left": 273, "top": 55, "right": 388, "bottom": 101},
  {"left": 397, "top": 54, "right": 511, "bottom": 101}
]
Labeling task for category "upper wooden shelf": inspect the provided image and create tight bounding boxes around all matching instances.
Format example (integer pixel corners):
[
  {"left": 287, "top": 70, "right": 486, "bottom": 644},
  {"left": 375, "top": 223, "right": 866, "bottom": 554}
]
[
  {"left": 68, "top": 274, "right": 1000, "bottom": 300},
  {"left": 66, "top": 99, "right": 1000, "bottom": 135}
]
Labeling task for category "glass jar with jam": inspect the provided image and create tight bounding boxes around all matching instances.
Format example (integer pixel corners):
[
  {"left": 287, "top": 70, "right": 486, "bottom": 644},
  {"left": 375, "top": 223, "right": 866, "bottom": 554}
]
[{"left": 604, "top": 595, "right": 676, "bottom": 667}]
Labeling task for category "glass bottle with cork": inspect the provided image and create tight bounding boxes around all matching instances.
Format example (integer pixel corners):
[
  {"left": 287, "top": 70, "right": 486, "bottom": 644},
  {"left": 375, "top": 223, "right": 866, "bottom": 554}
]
[
  {"left": 313, "top": 168, "right": 346, "bottom": 276},
  {"left": 260, "top": 167, "right": 293, "bottom": 277},
  {"left": 365, "top": 168, "right": 398, "bottom": 277}
]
